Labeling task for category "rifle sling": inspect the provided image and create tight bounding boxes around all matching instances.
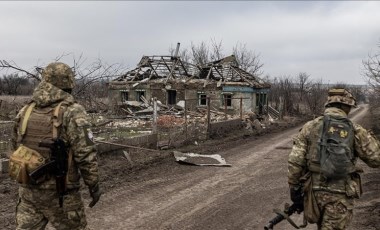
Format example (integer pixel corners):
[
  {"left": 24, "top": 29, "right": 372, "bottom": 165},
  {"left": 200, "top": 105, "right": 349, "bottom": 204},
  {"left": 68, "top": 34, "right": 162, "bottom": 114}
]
[
  {"left": 53, "top": 101, "right": 64, "bottom": 139},
  {"left": 52, "top": 102, "right": 73, "bottom": 185},
  {"left": 20, "top": 102, "right": 36, "bottom": 136}
]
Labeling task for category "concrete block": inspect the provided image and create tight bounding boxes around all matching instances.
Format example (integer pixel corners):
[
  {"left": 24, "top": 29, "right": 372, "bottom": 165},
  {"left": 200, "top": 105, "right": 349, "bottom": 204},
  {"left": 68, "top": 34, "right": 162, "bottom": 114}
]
[{"left": 0, "top": 158, "right": 9, "bottom": 173}]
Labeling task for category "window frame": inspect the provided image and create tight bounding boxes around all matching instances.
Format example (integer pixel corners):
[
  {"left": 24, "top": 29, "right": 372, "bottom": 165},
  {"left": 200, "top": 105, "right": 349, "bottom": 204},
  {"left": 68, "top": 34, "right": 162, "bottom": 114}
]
[
  {"left": 197, "top": 92, "right": 207, "bottom": 106},
  {"left": 135, "top": 90, "right": 146, "bottom": 102},
  {"left": 120, "top": 90, "right": 129, "bottom": 102},
  {"left": 221, "top": 93, "right": 233, "bottom": 107}
]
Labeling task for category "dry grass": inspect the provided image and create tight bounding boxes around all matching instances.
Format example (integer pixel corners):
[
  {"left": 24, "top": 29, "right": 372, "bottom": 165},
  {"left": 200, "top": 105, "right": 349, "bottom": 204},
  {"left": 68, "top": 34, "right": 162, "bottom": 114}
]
[
  {"left": 0, "top": 95, "right": 30, "bottom": 103},
  {"left": 0, "top": 95, "right": 30, "bottom": 120}
]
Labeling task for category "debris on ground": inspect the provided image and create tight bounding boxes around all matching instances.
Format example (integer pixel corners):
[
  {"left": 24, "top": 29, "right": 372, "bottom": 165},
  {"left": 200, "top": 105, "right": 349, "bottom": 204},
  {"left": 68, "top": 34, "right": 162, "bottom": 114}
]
[{"left": 173, "top": 150, "right": 231, "bottom": 167}]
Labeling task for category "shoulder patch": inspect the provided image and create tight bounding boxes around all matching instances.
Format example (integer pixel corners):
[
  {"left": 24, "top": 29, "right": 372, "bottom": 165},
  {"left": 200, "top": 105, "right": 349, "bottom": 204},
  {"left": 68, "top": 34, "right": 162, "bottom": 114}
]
[{"left": 83, "top": 127, "right": 94, "bottom": 145}]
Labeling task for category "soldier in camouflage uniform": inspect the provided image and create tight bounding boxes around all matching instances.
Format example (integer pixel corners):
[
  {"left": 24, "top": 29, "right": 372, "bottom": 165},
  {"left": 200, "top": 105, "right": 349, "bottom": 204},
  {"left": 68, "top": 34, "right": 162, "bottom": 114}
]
[
  {"left": 288, "top": 88, "right": 380, "bottom": 230},
  {"left": 11, "top": 62, "right": 101, "bottom": 230}
]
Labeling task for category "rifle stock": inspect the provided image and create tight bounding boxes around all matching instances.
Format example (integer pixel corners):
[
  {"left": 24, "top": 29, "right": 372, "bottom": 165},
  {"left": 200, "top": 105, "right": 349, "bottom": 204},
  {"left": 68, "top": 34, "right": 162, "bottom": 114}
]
[
  {"left": 29, "top": 160, "right": 55, "bottom": 183},
  {"left": 264, "top": 203, "right": 303, "bottom": 230}
]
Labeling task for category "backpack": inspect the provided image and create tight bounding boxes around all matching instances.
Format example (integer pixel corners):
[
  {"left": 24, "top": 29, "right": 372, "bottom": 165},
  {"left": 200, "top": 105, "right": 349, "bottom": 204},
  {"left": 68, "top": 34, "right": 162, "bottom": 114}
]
[{"left": 318, "top": 115, "right": 355, "bottom": 180}]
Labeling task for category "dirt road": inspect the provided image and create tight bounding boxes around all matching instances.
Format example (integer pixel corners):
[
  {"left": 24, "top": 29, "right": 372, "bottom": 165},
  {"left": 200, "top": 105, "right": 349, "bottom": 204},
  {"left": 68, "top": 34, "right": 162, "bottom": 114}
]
[
  {"left": 83, "top": 105, "right": 378, "bottom": 230},
  {"left": 1, "top": 105, "right": 377, "bottom": 230}
]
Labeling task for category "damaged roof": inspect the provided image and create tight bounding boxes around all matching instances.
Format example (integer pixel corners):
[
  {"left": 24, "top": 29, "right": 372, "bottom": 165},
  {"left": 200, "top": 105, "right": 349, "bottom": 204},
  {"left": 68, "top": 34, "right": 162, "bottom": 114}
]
[
  {"left": 200, "top": 55, "right": 269, "bottom": 88},
  {"left": 114, "top": 54, "right": 269, "bottom": 88},
  {"left": 114, "top": 55, "right": 199, "bottom": 82}
]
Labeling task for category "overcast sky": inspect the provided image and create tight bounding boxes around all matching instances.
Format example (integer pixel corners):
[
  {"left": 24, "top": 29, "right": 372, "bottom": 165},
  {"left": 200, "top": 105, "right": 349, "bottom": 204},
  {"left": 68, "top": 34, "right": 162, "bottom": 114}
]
[{"left": 1, "top": 1, "right": 380, "bottom": 85}]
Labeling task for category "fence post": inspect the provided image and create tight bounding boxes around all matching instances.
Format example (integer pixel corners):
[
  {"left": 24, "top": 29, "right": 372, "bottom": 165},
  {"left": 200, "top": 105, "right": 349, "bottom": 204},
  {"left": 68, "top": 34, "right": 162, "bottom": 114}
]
[
  {"left": 153, "top": 97, "right": 157, "bottom": 133},
  {"left": 184, "top": 99, "right": 188, "bottom": 139},
  {"left": 279, "top": 96, "right": 284, "bottom": 120},
  {"left": 207, "top": 96, "right": 211, "bottom": 138},
  {"left": 240, "top": 97, "right": 243, "bottom": 119},
  {"left": 224, "top": 97, "right": 227, "bottom": 120}
]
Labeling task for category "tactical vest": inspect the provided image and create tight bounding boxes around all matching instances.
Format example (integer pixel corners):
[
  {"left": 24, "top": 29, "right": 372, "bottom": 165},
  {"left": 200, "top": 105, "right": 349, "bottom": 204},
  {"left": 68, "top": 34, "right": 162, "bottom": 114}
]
[
  {"left": 17, "top": 102, "right": 67, "bottom": 155},
  {"left": 9, "top": 102, "right": 68, "bottom": 184},
  {"left": 306, "top": 115, "right": 356, "bottom": 193}
]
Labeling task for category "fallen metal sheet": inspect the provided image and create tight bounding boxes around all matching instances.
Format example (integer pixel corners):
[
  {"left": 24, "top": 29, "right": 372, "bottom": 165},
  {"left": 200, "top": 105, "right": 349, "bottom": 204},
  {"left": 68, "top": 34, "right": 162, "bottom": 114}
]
[{"left": 173, "top": 151, "right": 231, "bottom": 167}]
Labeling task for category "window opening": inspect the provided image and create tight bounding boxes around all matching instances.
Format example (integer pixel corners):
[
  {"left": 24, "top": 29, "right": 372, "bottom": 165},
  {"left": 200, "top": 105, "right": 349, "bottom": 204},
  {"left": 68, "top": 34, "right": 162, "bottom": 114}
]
[
  {"left": 136, "top": 91, "right": 145, "bottom": 102},
  {"left": 167, "top": 90, "right": 177, "bottom": 105},
  {"left": 120, "top": 91, "right": 129, "bottom": 102},
  {"left": 198, "top": 93, "right": 207, "bottom": 106},
  {"left": 222, "top": 94, "right": 232, "bottom": 107}
]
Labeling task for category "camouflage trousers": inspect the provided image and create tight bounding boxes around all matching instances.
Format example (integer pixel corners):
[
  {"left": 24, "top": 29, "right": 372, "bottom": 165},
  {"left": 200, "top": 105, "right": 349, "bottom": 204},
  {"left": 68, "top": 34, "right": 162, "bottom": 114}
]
[
  {"left": 314, "top": 191, "right": 354, "bottom": 230},
  {"left": 16, "top": 186, "right": 87, "bottom": 230}
]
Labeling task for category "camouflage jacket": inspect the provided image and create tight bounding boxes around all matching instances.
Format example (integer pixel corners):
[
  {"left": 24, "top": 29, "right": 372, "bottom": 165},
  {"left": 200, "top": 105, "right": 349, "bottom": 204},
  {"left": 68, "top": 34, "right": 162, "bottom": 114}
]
[
  {"left": 12, "top": 81, "right": 99, "bottom": 190},
  {"left": 288, "top": 107, "right": 380, "bottom": 194}
]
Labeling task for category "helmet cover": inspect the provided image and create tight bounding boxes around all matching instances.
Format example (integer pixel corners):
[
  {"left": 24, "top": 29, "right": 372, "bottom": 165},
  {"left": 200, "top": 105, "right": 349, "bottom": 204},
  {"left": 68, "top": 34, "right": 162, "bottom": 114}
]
[
  {"left": 41, "top": 62, "right": 75, "bottom": 90},
  {"left": 325, "top": 88, "right": 357, "bottom": 107}
]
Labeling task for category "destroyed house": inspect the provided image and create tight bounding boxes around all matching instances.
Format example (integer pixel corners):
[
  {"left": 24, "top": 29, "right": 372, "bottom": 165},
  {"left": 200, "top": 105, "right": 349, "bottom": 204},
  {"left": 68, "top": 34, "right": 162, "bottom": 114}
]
[{"left": 109, "top": 54, "right": 270, "bottom": 115}]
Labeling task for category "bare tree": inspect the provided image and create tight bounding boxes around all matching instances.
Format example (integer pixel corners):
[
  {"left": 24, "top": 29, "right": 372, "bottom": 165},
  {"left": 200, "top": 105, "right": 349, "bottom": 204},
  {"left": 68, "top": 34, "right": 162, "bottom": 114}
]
[
  {"left": 349, "top": 86, "right": 367, "bottom": 104},
  {"left": 210, "top": 38, "right": 224, "bottom": 61},
  {"left": 267, "top": 76, "right": 280, "bottom": 109},
  {"left": 279, "top": 76, "right": 295, "bottom": 116},
  {"left": 190, "top": 41, "right": 210, "bottom": 66},
  {"left": 362, "top": 41, "right": 380, "bottom": 94},
  {"left": 1, "top": 74, "right": 25, "bottom": 95},
  {"left": 169, "top": 40, "right": 265, "bottom": 77},
  {"left": 233, "top": 42, "right": 264, "bottom": 76},
  {"left": 0, "top": 60, "right": 41, "bottom": 81},
  {"left": 206, "top": 41, "right": 266, "bottom": 77},
  {"left": 0, "top": 55, "right": 127, "bottom": 111},
  {"left": 267, "top": 75, "right": 296, "bottom": 116},
  {"left": 292, "top": 72, "right": 311, "bottom": 114},
  {"left": 70, "top": 54, "right": 126, "bottom": 110},
  {"left": 267, "top": 74, "right": 328, "bottom": 117},
  {"left": 304, "top": 79, "right": 326, "bottom": 115},
  {"left": 297, "top": 72, "right": 310, "bottom": 100}
]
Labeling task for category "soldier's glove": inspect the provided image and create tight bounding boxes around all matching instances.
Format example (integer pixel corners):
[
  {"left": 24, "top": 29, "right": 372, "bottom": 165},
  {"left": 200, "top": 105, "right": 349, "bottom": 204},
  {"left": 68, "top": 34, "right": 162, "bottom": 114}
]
[
  {"left": 89, "top": 183, "right": 102, "bottom": 208},
  {"left": 290, "top": 185, "right": 303, "bottom": 213}
]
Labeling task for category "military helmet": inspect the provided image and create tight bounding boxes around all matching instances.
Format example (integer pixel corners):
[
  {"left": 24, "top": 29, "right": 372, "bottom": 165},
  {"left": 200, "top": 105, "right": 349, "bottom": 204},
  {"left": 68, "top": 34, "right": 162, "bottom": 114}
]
[
  {"left": 325, "top": 88, "right": 357, "bottom": 107},
  {"left": 41, "top": 62, "right": 75, "bottom": 90}
]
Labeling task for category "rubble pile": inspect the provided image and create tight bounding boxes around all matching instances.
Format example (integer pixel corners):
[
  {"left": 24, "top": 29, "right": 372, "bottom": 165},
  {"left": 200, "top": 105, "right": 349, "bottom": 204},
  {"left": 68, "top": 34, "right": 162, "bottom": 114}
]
[
  {"left": 97, "top": 100, "right": 267, "bottom": 134},
  {"left": 157, "top": 115, "right": 185, "bottom": 128},
  {"left": 90, "top": 94, "right": 269, "bottom": 145},
  {"left": 116, "top": 94, "right": 242, "bottom": 124}
]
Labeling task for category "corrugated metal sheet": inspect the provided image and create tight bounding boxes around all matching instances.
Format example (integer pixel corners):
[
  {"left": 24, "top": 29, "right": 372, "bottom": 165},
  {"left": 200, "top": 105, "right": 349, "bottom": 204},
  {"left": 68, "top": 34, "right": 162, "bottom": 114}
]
[{"left": 222, "top": 86, "right": 270, "bottom": 93}]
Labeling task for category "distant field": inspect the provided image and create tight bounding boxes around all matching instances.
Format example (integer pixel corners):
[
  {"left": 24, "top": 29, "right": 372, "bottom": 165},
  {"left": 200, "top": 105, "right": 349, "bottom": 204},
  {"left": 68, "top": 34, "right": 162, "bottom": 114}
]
[{"left": 0, "top": 95, "right": 30, "bottom": 104}]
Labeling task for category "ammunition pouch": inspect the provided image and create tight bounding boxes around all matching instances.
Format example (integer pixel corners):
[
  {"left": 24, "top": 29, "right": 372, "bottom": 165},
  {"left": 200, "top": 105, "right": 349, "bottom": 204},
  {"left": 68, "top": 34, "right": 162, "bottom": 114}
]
[
  {"left": 9, "top": 145, "right": 46, "bottom": 184},
  {"left": 302, "top": 173, "right": 321, "bottom": 224}
]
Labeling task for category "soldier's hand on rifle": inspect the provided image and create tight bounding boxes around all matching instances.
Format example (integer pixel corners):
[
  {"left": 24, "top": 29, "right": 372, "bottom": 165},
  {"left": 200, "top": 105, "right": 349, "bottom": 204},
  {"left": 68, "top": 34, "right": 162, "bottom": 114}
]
[
  {"left": 89, "top": 183, "right": 101, "bottom": 208},
  {"left": 290, "top": 185, "right": 303, "bottom": 213}
]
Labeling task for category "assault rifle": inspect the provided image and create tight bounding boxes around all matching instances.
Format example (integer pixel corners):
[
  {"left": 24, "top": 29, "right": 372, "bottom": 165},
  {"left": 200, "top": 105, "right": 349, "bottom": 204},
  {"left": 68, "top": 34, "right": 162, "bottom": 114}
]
[
  {"left": 29, "top": 138, "right": 68, "bottom": 207},
  {"left": 264, "top": 202, "right": 305, "bottom": 230}
]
